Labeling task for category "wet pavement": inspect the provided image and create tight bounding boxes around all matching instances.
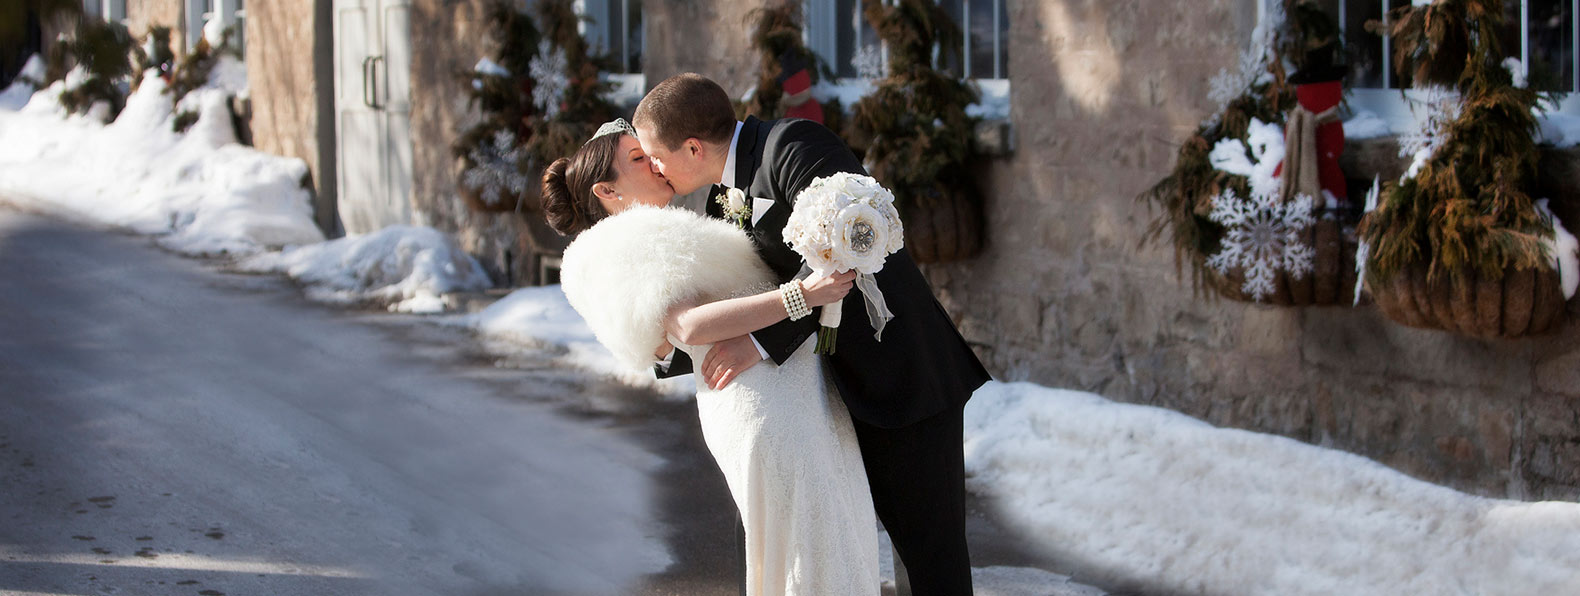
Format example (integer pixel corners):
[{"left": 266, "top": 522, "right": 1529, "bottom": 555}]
[{"left": 0, "top": 205, "right": 1108, "bottom": 596}]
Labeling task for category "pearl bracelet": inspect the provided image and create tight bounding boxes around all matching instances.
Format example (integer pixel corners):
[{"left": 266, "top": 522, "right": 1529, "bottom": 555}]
[{"left": 781, "top": 280, "right": 812, "bottom": 321}]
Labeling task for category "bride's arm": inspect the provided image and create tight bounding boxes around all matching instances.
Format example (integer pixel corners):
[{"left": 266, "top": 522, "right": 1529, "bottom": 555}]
[{"left": 663, "top": 271, "right": 855, "bottom": 348}]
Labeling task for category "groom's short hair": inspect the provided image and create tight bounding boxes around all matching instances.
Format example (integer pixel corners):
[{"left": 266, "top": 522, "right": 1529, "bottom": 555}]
[{"left": 633, "top": 73, "right": 736, "bottom": 151}]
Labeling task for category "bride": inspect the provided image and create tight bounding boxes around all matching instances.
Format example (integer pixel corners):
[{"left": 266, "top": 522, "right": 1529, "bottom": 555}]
[{"left": 541, "top": 119, "right": 880, "bottom": 595}]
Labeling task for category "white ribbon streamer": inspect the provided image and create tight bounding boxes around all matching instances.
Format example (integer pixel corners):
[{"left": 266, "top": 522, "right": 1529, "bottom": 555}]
[
  {"left": 855, "top": 272, "right": 893, "bottom": 340},
  {"left": 814, "top": 272, "right": 894, "bottom": 341}
]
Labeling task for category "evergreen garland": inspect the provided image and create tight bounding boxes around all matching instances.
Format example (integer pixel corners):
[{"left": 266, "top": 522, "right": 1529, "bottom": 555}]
[
  {"left": 1356, "top": 0, "right": 1554, "bottom": 285},
  {"left": 741, "top": 3, "right": 843, "bottom": 134},
  {"left": 168, "top": 28, "right": 239, "bottom": 133},
  {"left": 56, "top": 18, "right": 135, "bottom": 119},
  {"left": 847, "top": 0, "right": 982, "bottom": 262},
  {"left": 130, "top": 25, "right": 175, "bottom": 92},
  {"left": 453, "top": 0, "right": 615, "bottom": 213}
]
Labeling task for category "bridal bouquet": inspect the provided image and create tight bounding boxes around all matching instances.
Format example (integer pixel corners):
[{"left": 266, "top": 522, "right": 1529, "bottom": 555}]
[{"left": 784, "top": 172, "right": 905, "bottom": 354}]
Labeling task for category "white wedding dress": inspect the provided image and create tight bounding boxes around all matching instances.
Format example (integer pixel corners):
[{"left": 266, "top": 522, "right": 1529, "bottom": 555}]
[{"left": 560, "top": 206, "right": 879, "bottom": 596}]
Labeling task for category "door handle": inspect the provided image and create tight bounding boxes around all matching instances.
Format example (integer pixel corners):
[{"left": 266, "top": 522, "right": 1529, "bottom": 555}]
[
  {"left": 371, "top": 55, "right": 384, "bottom": 110},
  {"left": 362, "top": 55, "right": 375, "bottom": 109}
]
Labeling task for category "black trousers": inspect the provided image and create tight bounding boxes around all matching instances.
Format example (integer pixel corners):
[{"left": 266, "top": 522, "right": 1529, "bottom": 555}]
[
  {"left": 853, "top": 405, "right": 972, "bottom": 596},
  {"left": 735, "top": 405, "right": 971, "bottom": 596}
]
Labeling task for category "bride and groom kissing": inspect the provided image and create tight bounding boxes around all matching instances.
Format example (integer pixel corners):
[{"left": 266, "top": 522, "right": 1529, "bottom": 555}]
[{"left": 543, "top": 72, "right": 990, "bottom": 595}]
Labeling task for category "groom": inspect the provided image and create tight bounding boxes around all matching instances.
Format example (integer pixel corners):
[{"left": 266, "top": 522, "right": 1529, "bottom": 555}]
[{"left": 634, "top": 72, "right": 991, "bottom": 595}]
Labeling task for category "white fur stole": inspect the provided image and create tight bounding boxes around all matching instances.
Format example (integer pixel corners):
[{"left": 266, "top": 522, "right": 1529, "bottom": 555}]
[{"left": 560, "top": 206, "right": 777, "bottom": 372}]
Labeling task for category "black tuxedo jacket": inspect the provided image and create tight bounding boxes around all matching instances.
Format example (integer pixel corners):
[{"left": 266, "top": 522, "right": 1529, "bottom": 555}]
[{"left": 662, "top": 116, "right": 990, "bottom": 428}]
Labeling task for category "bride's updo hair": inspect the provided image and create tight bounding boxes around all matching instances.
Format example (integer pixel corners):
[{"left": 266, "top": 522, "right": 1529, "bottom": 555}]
[{"left": 541, "top": 132, "right": 622, "bottom": 236}]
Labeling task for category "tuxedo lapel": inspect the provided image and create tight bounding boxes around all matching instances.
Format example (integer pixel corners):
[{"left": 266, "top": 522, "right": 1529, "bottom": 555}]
[
  {"left": 736, "top": 116, "right": 766, "bottom": 194},
  {"left": 703, "top": 184, "right": 724, "bottom": 219}
]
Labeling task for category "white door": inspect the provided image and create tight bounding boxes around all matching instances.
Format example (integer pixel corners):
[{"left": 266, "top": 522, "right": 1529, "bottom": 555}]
[{"left": 334, "top": 0, "right": 413, "bottom": 235}]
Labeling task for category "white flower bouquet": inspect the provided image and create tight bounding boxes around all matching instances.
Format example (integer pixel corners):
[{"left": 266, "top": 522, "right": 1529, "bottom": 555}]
[{"left": 783, "top": 172, "right": 905, "bottom": 354}]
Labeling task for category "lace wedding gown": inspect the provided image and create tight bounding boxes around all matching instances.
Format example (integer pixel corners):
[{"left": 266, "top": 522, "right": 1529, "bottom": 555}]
[
  {"left": 675, "top": 332, "right": 878, "bottom": 595},
  {"left": 559, "top": 206, "right": 879, "bottom": 595}
]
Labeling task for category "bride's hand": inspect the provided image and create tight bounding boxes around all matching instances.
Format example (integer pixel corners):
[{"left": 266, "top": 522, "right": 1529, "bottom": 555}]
[{"left": 800, "top": 271, "right": 857, "bottom": 308}]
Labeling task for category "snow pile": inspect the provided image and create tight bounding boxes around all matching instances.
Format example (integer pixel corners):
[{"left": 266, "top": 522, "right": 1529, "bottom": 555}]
[
  {"left": 1342, "top": 108, "right": 1392, "bottom": 139},
  {"left": 459, "top": 284, "right": 1580, "bottom": 595},
  {"left": 459, "top": 285, "right": 695, "bottom": 397},
  {"left": 963, "top": 383, "right": 1580, "bottom": 596},
  {"left": 1536, "top": 198, "right": 1580, "bottom": 299},
  {"left": 1537, "top": 112, "right": 1580, "bottom": 148},
  {"left": 0, "top": 55, "right": 45, "bottom": 111},
  {"left": 239, "top": 225, "right": 492, "bottom": 313},
  {"left": 0, "top": 72, "right": 323, "bottom": 255}
]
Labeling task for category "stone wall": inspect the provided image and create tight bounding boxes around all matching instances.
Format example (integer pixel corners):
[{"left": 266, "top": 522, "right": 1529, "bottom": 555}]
[
  {"left": 124, "top": 0, "right": 186, "bottom": 53},
  {"left": 244, "top": 0, "right": 335, "bottom": 232},
  {"left": 918, "top": 0, "right": 1580, "bottom": 500}
]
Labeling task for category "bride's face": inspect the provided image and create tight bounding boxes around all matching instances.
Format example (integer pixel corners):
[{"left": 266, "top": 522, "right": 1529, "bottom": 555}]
[{"left": 598, "top": 135, "right": 676, "bottom": 215}]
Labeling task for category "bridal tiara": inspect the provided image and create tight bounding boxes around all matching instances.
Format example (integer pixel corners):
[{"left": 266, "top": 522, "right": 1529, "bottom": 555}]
[{"left": 585, "top": 118, "right": 637, "bottom": 146}]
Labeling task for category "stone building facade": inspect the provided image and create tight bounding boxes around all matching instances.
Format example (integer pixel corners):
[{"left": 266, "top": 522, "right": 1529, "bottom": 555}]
[{"left": 645, "top": 0, "right": 1580, "bottom": 501}]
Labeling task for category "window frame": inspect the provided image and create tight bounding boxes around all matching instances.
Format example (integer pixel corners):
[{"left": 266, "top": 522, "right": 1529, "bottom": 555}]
[
  {"left": 574, "top": 0, "right": 645, "bottom": 105},
  {"left": 802, "top": 0, "right": 1011, "bottom": 85},
  {"left": 1334, "top": 0, "right": 1580, "bottom": 124}
]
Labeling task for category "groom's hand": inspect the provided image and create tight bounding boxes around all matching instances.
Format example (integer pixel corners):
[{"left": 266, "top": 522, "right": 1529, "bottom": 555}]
[{"left": 702, "top": 335, "right": 763, "bottom": 390}]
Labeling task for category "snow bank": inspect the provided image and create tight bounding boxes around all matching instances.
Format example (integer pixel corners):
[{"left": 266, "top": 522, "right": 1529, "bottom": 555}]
[
  {"left": 239, "top": 225, "right": 492, "bottom": 313},
  {"left": 0, "top": 55, "right": 44, "bottom": 111},
  {"left": 1342, "top": 108, "right": 1392, "bottom": 139},
  {"left": 963, "top": 382, "right": 1580, "bottom": 596},
  {"left": 455, "top": 283, "right": 1580, "bottom": 595},
  {"left": 459, "top": 286, "right": 695, "bottom": 397},
  {"left": 1537, "top": 112, "right": 1580, "bottom": 148},
  {"left": 0, "top": 73, "right": 323, "bottom": 255}
]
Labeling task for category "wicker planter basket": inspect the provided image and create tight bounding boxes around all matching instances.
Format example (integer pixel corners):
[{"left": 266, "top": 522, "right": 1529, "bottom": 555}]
[
  {"left": 903, "top": 189, "right": 983, "bottom": 264},
  {"left": 1213, "top": 217, "right": 1358, "bottom": 306},
  {"left": 1367, "top": 264, "right": 1565, "bottom": 338}
]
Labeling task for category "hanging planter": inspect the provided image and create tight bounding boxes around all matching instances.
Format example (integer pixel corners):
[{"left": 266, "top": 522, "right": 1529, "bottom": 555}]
[
  {"left": 901, "top": 186, "right": 983, "bottom": 264},
  {"left": 1369, "top": 263, "right": 1564, "bottom": 338},
  {"left": 1356, "top": 0, "right": 1574, "bottom": 337},
  {"left": 1141, "top": 0, "right": 1352, "bottom": 305},
  {"left": 848, "top": 0, "right": 984, "bottom": 264}
]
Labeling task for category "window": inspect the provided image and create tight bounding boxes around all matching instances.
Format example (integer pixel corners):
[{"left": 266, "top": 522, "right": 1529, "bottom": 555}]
[
  {"left": 805, "top": 0, "right": 886, "bottom": 79},
  {"left": 577, "top": 0, "right": 643, "bottom": 74},
  {"left": 938, "top": 0, "right": 1008, "bottom": 80},
  {"left": 805, "top": 0, "right": 1008, "bottom": 81},
  {"left": 1315, "top": 0, "right": 1578, "bottom": 117}
]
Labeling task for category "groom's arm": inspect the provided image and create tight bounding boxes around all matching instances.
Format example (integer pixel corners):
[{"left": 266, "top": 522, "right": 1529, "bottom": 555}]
[{"left": 749, "top": 119, "right": 869, "bottom": 364}]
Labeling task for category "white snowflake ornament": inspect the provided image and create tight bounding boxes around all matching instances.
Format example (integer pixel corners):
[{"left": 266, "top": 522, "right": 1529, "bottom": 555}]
[
  {"left": 1206, "top": 190, "right": 1317, "bottom": 302},
  {"left": 529, "top": 40, "right": 569, "bottom": 119},
  {"left": 852, "top": 45, "right": 885, "bottom": 79},
  {"left": 462, "top": 129, "right": 530, "bottom": 207}
]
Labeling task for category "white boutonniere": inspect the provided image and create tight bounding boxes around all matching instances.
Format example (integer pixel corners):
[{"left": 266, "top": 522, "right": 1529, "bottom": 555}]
[{"left": 715, "top": 187, "right": 751, "bottom": 229}]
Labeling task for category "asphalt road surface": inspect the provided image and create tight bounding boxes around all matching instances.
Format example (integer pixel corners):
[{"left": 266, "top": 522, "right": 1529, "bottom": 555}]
[{"left": 0, "top": 206, "right": 1083, "bottom": 596}]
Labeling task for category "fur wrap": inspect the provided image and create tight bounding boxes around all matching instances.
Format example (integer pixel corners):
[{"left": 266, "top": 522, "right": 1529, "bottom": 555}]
[{"left": 560, "top": 206, "right": 777, "bottom": 372}]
